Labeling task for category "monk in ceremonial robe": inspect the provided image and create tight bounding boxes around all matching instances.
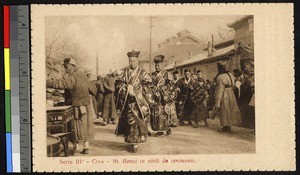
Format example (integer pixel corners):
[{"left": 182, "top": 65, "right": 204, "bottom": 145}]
[
  {"left": 150, "top": 55, "right": 180, "bottom": 136},
  {"left": 46, "top": 58, "right": 95, "bottom": 154},
  {"left": 115, "top": 50, "right": 153, "bottom": 153},
  {"left": 213, "top": 61, "right": 242, "bottom": 133},
  {"left": 176, "top": 69, "right": 194, "bottom": 126},
  {"left": 190, "top": 70, "right": 209, "bottom": 128}
]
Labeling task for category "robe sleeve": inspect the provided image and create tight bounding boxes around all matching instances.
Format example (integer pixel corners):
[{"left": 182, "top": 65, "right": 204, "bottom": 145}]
[
  {"left": 46, "top": 74, "right": 75, "bottom": 90},
  {"left": 214, "top": 75, "right": 225, "bottom": 108}
]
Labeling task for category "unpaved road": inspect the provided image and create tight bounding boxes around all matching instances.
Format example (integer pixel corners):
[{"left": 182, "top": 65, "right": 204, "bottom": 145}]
[{"left": 75, "top": 118, "right": 255, "bottom": 156}]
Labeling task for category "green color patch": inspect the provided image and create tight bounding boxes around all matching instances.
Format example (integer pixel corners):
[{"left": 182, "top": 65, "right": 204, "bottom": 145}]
[{"left": 5, "top": 91, "right": 11, "bottom": 132}]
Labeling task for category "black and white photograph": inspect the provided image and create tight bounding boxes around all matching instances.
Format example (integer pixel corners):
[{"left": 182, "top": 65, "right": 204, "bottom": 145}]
[
  {"left": 31, "top": 4, "right": 294, "bottom": 172},
  {"left": 45, "top": 15, "right": 255, "bottom": 156}
]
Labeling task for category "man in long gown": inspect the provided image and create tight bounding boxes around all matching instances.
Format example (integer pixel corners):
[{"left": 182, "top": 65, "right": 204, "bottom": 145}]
[
  {"left": 213, "top": 60, "right": 242, "bottom": 133},
  {"left": 102, "top": 68, "right": 118, "bottom": 125},
  {"left": 115, "top": 50, "right": 153, "bottom": 152},
  {"left": 150, "top": 55, "right": 179, "bottom": 136},
  {"left": 46, "top": 58, "right": 96, "bottom": 154},
  {"left": 190, "top": 70, "right": 209, "bottom": 128},
  {"left": 176, "top": 69, "right": 194, "bottom": 126}
]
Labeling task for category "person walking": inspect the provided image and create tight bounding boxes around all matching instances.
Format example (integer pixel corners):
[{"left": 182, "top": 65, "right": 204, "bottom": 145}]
[{"left": 115, "top": 50, "right": 153, "bottom": 153}]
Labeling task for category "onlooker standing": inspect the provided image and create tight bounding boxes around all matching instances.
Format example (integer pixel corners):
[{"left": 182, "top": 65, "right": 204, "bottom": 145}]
[
  {"left": 85, "top": 70, "right": 98, "bottom": 119},
  {"left": 213, "top": 61, "right": 241, "bottom": 133},
  {"left": 94, "top": 75, "right": 105, "bottom": 118},
  {"left": 46, "top": 58, "right": 95, "bottom": 154},
  {"left": 240, "top": 67, "right": 255, "bottom": 128},
  {"left": 102, "top": 68, "right": 118, "bottom": 125}
]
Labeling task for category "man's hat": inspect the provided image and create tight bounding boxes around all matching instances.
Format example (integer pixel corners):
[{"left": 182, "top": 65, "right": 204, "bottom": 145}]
[
  {"left": 184, "top": 69, "right": 190, "bottom": 73},
  {"left": 154, "top": 55, "right": 165, "bottom": 63},
  {"left": 85, "top": 70, "right": 92, "bottom": 75},
  {"left": 173, "top": 70, "right": 179, "bottom": 75},
  {"left": 127, "top": 49, "right": 140, "bottom": 58},
  {"left": 217, "top": 60, "right": 227, "bottom": 67},
  {"left": 197, "top": 70, "right": 202, "bottom": 73},
  {"left": 63, "top": 58, "right": 77, "bottom": 66}
]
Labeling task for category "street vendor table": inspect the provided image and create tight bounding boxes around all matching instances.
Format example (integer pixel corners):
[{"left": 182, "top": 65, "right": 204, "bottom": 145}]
[{"left": 46, "top": 106, "right": 75, "bottom": 156}]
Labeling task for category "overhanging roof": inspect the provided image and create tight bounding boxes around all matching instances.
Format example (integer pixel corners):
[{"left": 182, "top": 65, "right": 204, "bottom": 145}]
[{"left": 166, "top": 44, "right": 236, "bottom": 70}]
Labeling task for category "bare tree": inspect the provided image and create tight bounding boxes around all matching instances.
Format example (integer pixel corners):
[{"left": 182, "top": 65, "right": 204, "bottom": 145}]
[{"left": 46, "top": 18, "right": 69, "bottom": 58}]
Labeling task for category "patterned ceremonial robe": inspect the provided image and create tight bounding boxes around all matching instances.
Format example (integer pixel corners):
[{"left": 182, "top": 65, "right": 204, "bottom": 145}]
[
  {"left": 46, "top": 69, "right": 96, "bottom": 141},
  {"left": 176, "top": 77, "right": 194, "bottom": 121},
  {"left": 150, "top": 70, "right": 179, "bottom": 130},
  {"left": 115, "top": 66, "right": 153, "bottom": 143},
  {"left": 190, "top": 78, "right": 209, "bottom": 122}
]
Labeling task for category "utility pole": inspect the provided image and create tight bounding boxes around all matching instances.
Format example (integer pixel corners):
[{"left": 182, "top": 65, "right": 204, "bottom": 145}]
[
  {"left": 149, "top": 16, "right": 156, "bottom": 73},
  {"left": 96, "top": 51, "right": 99, "bottom": 76}
]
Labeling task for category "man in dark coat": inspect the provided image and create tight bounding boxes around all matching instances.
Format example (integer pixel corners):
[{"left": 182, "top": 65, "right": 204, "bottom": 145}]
[
  {"left": 240, "top": 68, "right": 255, "bottom": 128},
  {"left": 46, "top": 58, "right": 96, "bottom": 154},
  {"left": 94, "top": 75, "right": 105, "bottom": 118},
  {"left": 115, "top": 50, "right": 153, "bottom": 153},
  {"left": 102, "top": 68, "right": 118, "bottom": 125},
  {"left": 176, "top": 69, "right": 194, "bottom": 126}
]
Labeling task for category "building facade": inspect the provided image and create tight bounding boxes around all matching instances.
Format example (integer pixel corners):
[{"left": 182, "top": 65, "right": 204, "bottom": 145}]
[
  {"left": 166, "top": 15, "right": 254, "bottom": 81},
  {"left": 139, "top": 30, "right": 207, "bottom": 72}
]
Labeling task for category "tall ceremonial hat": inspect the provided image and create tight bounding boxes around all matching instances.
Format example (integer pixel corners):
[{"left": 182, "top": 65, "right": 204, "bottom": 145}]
[
  {"left": 127, "top": 49, "right": 140, "bottom": 58},
  {"left": 63, "top": 57, "right": 77, "bottom": 66},
  {"left": 153, "top": 55, "right": 165, "bottom": 63}
]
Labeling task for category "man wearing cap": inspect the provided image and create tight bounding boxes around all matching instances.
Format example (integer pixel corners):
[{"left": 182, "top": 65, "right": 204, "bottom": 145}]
[
  {"left": 190, "top": 70, "right": 209, "bottom": 128},
  {"left": 176, "top": 69, "right": 194, "bottom": 126},
  {"left": 102, "top": 68, "right": 118, "bottom": 125},
  {"left": 240, "top": 66, "right": 255, "bottom": 129},
  {"left": 46, "top": 58, "right": 96, "bottom": 154},
  {"left": 94, "top": 75, "right": 105, "bottom": 118},
  {"left": 115, "top": 50, "right": 153, "bottom": 153},
  {"left": 213, "top": 60, "right": 241, "bottom": 133},
  {"left": 150, "top": 55, "right": 180, "bottom": 136}
]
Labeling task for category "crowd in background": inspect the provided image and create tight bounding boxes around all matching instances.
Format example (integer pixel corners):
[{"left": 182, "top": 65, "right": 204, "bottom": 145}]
[{"left": 46, "top": 54, "right": 255, "bottom": 153}]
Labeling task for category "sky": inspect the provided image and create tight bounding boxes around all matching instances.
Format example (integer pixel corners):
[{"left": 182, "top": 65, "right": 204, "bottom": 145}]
[{"left": 45, "top": 15, "right": 244, "bottom": 75}]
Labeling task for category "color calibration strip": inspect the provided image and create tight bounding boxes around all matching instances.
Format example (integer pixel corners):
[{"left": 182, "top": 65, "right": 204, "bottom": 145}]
[
  {"left": 10, "top": 6, "right": 21, "bottom": 172},
  {"left": 4, "top": 5, "right": 13, "bottom": 173}
]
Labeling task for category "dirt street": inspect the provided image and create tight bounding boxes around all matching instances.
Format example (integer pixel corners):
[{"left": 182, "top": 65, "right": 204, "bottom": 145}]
[{"left": 75, "top": 117, "right": 255, "bottom": 156}]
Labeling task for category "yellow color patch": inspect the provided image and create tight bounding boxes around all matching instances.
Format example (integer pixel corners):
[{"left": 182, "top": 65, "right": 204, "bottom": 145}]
[{"left": 4, "top": 48, "right": 10, "bottom": 90}]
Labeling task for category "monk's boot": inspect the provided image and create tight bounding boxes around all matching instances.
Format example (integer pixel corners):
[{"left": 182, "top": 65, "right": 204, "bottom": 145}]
[
  {"left": 155, "top": 132, "right": 164, "bottom": 137},
  {"left": 166, "top": 129, "right": 172, "bottom": 135},
  {"left": 179, "top": 120, "right": 185, "bottom": 126},
  {"left": 81, "top": 148, "right": 89, "bottom": 154},
  {"left": 192, "top": 121, "right": 199, "bottom": 128},
  {"left": 132, "top": 144, "right": 139, "bottom": 153}
]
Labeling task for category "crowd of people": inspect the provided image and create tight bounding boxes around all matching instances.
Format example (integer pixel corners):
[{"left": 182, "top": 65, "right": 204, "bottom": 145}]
[{"left": 46, "top": 49, "right": 255, "bottom": 154}]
